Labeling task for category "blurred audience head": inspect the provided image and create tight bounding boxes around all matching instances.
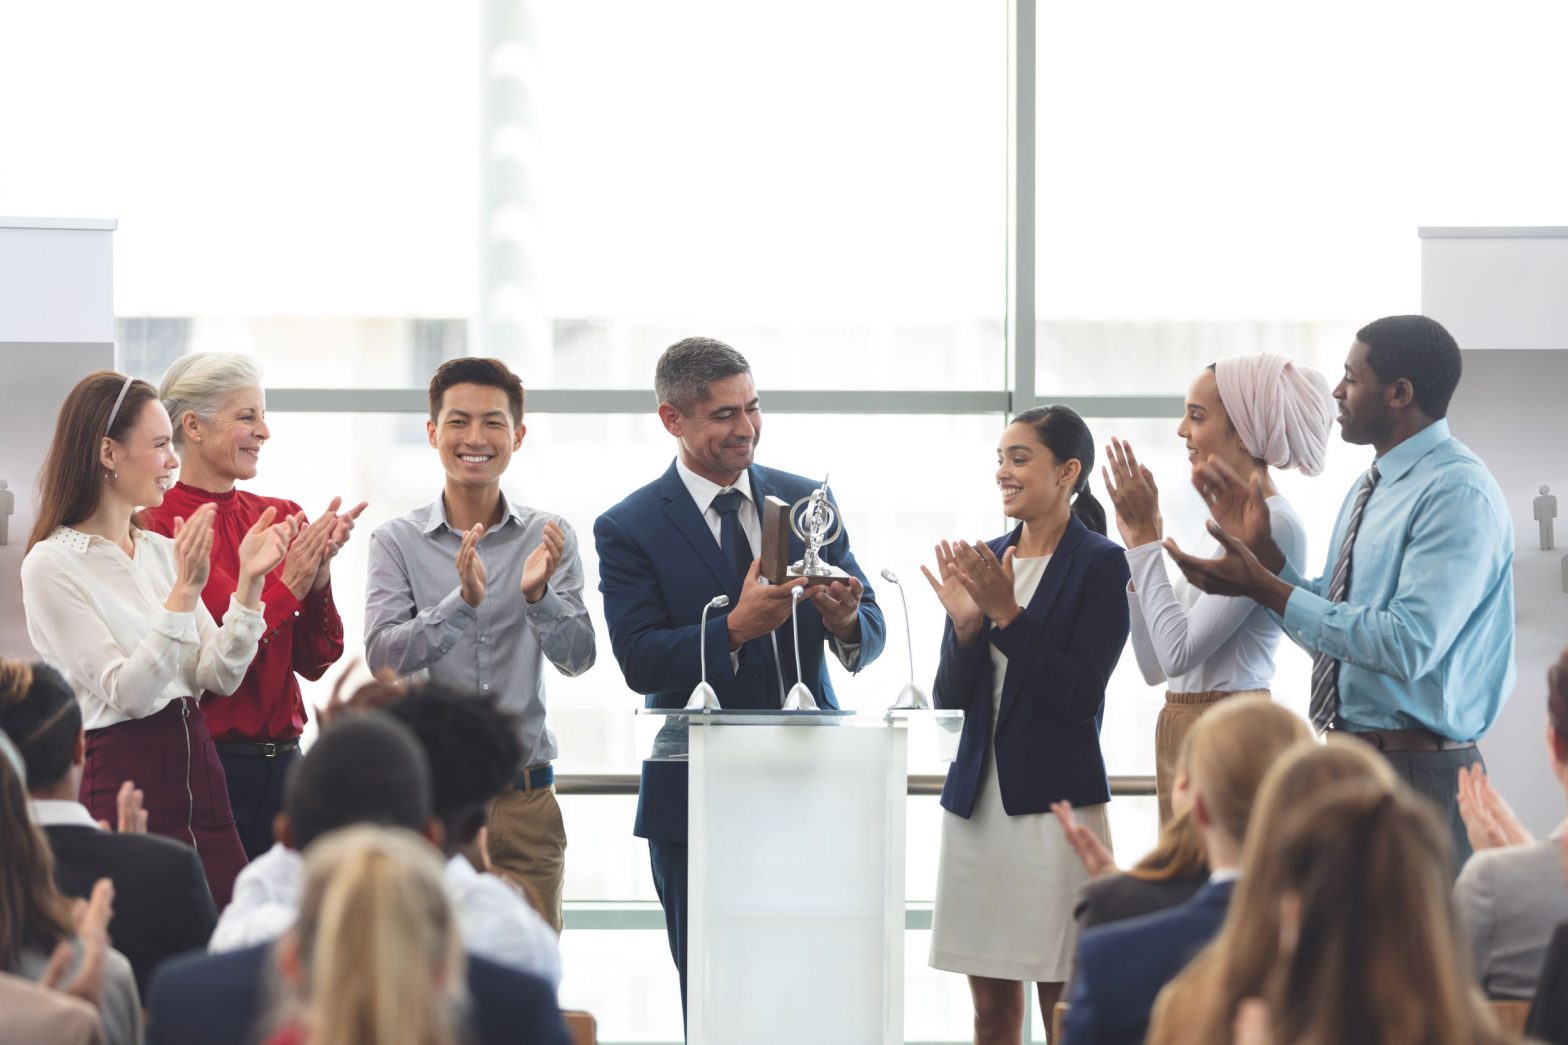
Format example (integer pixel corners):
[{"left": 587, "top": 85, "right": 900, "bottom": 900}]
[
  {"left": 1186, "top": 698, "right": 1311, "bottom": 863},
  {"left": 1265, "top": 782, "right": 1505, "bottom": 1045},
  {"left": 282, "top": 712, "right": 436, "bottom": 852},
  {"left": 384, "top": 683, "right": 524, "bottom": 858},
  {"left": 0, "top": 733, "right": 75, "bottom": 969},
  {"left": 0, "top": 659, "right": 84, "bottom": 796},
  {"left": 1152, "top": 739, "right": 1397, "bottom": 1043},
  {"left": 1548, "top": 645, "right": 1568, "bottom": 784},
  {"left": 274, "top": 825, "right": 465, "bottom": 1045}
]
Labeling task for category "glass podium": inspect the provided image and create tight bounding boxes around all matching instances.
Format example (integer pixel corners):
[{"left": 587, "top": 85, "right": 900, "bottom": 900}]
[{"left": 637, "top": 708, "right": 961, "bottom": 1045}]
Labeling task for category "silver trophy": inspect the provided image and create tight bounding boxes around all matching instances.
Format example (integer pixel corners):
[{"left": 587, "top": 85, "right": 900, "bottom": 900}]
[{"left": 787, "top": 477, "right": 852, "bottom": 585}]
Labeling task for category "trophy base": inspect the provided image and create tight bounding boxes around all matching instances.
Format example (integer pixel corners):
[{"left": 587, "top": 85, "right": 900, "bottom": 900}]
[{"left": 788, "top": 562, "right": 852, "bottom": 586}]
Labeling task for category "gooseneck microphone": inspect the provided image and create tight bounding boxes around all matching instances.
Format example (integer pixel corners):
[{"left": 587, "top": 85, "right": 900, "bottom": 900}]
[
  {"left": 880, "top": 569, "right": 930, "bottom": 710},
  {"left": 782, "top": 586, "right": 818, "bottom": 710},
  {"left": 685, "top": 594, "right": 730, "bottom": 711}
]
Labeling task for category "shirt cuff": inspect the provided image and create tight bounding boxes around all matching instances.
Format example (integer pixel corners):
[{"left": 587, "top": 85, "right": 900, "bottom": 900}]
[
  {"left": 151, "top": 607, "right": 199, "bottom": 641},
  {"left": 832, "top": 637, "right": 862, "bottom": 671},
  {"left": 523, "top": 585, "right": 575, "bottom": 624},
  {"left": 1281, "top": 586, "right": 1332, "bottom": 652},
  {"left": 437, "top": 587, "right": 480, "bottom": 626},
  {"left": 222, "top": 595, "right": 267, "bottom": 639}
]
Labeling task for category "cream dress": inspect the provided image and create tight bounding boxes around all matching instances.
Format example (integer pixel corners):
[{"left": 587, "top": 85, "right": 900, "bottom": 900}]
[{"left": 929, "top": 554, "right": 1113, "bottom": 982}]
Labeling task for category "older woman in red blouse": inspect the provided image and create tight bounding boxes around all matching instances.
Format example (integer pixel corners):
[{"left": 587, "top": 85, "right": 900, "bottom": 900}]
[{"left": 142, "top": 353, "right": 366, "bottom": 859}]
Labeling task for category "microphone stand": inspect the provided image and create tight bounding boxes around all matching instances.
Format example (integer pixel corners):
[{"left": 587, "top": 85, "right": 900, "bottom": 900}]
[
  {"left": 881, "top": 569, "right": 930, "bottom": 710},
  {"left": 684, "top": 594, "right": 729, "bottom": 711},
  {"left": 781, "top": 587, "right": 818, "bottom": 710}
]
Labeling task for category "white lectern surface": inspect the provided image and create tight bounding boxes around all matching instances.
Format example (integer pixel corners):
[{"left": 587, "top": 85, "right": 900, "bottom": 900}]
[{"left": 642, "top": 708, "right": 960, "bottom": 1045}]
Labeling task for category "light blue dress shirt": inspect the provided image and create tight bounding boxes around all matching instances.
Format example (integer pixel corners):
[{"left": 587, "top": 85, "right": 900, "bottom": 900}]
[{"left": 1278, "top": 419, "right": 1515, "bottom": 740}]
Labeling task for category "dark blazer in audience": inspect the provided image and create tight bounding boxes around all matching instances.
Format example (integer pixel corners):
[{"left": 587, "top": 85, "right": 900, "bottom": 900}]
[
  {"left": 1529, "top": 921, "right": 1568, "bottom": 1045},
  {"left": 144, "top": 942, "right": 571, "bottom": 1045},
  {"left": 44, "top": 820, "right": 217, "bottom": 997},
  {"left": 1074, "top": 869, "right": 1208, "bottom": 932},
  {"left": 1064, "top": 876, "right": 1236, "bottom": 1045}
]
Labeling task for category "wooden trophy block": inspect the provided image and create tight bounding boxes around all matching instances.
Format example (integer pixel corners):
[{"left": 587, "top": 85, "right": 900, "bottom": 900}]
[{"left": 759, "top": 495, "right": 791, "bottom": 583}]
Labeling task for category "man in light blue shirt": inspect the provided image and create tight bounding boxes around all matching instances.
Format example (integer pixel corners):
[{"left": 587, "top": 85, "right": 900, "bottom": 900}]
[{"left": 1167, "top": 315, "right": 1515, "bottom": 861}]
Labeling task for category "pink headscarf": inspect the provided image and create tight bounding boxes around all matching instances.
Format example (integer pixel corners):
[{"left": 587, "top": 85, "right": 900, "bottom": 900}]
[{"left": 1212, "top": 353, "right": 1334, "bottom": 476}]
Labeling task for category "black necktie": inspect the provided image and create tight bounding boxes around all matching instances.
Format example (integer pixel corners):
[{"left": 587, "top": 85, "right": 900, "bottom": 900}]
[
  {"left": 1309, "top": 464, "right": 1381, "bottom": 733},
  {"left": 711, "top": 489, "right": 752, "bottom": 583}
]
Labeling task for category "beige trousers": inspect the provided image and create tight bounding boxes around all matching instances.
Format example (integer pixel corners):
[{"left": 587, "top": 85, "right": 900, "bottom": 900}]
[
  {"left": 1154, "top": 689, "right": 1270, "bottom": 825},
  {"left": 486, "top": 781, "right": 567, "bottom": 933}
]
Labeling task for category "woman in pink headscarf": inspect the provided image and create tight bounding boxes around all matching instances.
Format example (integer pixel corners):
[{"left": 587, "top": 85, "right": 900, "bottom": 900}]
[{"left": 1102, "top": 354, "right": 1333, "bottom": 825}]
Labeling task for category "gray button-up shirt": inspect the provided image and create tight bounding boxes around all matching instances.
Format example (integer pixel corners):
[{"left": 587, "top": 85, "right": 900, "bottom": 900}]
[{"left": 365, "top": 494, "right": 596, "bottom": 765}]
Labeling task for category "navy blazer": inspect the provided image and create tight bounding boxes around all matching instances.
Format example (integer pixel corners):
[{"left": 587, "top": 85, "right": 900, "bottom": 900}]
[
  {"left": 1064, "top": 877, "right": 1237, "bottom": 1045},
  {"left": 145, "top": 942, "right": 570, "bottom": 1045},
  {"left": 594, "top": 461, "right": 886, "bottom": 841},
  {"left": 934, "top": 514, "right": 1131, "bottom": 817}
]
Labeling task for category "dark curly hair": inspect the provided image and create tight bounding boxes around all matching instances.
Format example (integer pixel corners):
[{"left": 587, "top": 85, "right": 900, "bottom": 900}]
[{"left": 385, "top": 684, "right": 525, "bottom": 852}]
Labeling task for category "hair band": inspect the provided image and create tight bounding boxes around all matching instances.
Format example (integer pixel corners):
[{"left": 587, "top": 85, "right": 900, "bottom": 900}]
[{"left": 105, "top": 374, "right": 135, "bottom": 436}]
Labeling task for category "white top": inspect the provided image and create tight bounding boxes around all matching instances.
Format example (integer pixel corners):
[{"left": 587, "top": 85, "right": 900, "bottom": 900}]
[
  {"left": 989, "top": 554, "right": 1051, "bottom": 704},
  {"left": 1125, "top": 496, "right": 1306, "bottom": 694},
  {"left": 210, "top": 843, "right": 563, "bottom": 989},
  {"left": 20, "top": 526, "right": 265, "bottom": 730},
  {"left": 30, "top": 799, "right": 102, "bottom": 829}
]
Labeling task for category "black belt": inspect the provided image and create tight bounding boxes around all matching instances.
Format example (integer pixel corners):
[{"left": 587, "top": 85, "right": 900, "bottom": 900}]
[
  {"left": 1336, "top": 727, "right": 1475, "bottom": 753},
  {"left": 214, "top": 740, "right": 301, "bottom": 759}
]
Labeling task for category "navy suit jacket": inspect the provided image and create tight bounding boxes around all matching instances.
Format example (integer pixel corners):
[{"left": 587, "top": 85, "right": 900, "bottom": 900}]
[
  {"left": 1064, "top": 877, "right": 1237, "bottom": 1045},
  {"left": 934, "top": 514, "right": 1130, "bottom": 816},
  {"left": 594, "top": 461, "right": 886, "bottom": 841},
  {"left": 145, "top": 942, "right": 570, "bottom": 1045}
]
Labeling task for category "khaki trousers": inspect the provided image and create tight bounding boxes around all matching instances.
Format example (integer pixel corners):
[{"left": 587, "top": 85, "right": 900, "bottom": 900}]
[
  {"left": 487, "top": 782, "right": 567, "bottom": 933},
  {"left": 1154, "top": 689, "right": 1270, "bottom": 825}
]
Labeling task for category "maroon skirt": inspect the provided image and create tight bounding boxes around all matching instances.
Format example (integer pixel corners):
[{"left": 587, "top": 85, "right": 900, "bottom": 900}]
[{"left": 81, "top": 696, "right": 248, "bottom": 909}]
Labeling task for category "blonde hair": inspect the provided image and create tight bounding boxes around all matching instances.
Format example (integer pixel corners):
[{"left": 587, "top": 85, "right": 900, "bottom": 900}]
[
  {"left": 157, "top": 352, "right": 262, "bottom": 449},
  {"left": 280, "top": 826, "right": 465, "bottom": 1045},
  {"left": 1130, "top": 728, "right": 1207, "bottom": 882},
  {"left": 1148, "top": 740, "right": 1398, "bottom": 1045},
  {"left": 1186, "top": 698, "right": 1311, "bottom": 846}
]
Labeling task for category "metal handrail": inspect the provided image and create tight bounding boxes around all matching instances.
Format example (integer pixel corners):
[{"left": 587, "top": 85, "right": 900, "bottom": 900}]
[{"left": 555, "top": 772, "right": 1157, "bottom": 797}]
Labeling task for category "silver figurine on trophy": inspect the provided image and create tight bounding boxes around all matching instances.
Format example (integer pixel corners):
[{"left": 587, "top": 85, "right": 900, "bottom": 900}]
[{"left": 786, "top": 476, "right": 852, "bottom": 585}]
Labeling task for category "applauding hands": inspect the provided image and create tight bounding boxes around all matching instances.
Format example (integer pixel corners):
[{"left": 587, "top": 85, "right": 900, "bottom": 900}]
[{"left": 922, "top": 539, "right": 1020, "bottom": 645}]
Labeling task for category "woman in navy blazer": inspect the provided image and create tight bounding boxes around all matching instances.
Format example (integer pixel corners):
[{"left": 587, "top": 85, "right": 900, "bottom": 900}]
[{"left": 923, "top": 405, "right": 1131, "bottom": 1043}]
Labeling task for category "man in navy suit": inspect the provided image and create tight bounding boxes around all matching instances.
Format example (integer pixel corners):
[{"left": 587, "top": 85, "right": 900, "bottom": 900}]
[{"left": 594, "top": 337, "right": 886, "bottom": 1015}]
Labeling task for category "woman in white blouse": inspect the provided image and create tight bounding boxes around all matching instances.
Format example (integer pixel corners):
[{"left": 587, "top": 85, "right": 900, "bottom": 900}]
[
  {"left": 21, "top": 371, "right": 293, "bottom": 906},
  {"left": 1102, "top": 354, "right": 1333, "bottom": 824}
]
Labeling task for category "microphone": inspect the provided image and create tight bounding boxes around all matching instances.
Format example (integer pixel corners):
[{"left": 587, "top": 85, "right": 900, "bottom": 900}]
[
  {"left": 781, "top": 586, "right": 818, "bottom": 710},
  {"left": 684, "top": 594, "right": 730, "bottom": 711},
  {"left": 880, "top": 569, "right": 930, "bottom": 710}
]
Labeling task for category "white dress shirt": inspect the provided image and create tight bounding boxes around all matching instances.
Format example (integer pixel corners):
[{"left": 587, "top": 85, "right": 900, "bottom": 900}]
[
  {"left": 210, "top": 844, "right": 562, "bottom": 988},
  {"left": 30, "top": 799, "right": 103, "bottom": 829},
  {"left": 21, "top": 526, "right": 265, "bottom": 730},
  {"left": 1125, "top": 497, "right": 1305, "bottom": 694}
]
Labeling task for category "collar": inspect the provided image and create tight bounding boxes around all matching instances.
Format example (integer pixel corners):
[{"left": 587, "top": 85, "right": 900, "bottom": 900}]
[
  {"left": 421, "top": 491, "right": 525, "bottom": 536},
  {"left": 46, "top": 526, "right": 149, "bottom": 555},
  {"left": 444, "top": 853, "right": 479, "bottom": 884},
  {"left": 1373, "top": 418, "right": 1451, "bottom": 485},
  {"left": 167, "top": 482, "right": 241, "bottom": 514},
  {"left": 1208, "top": 867, "right": 1242, "bottom": 885},
  {"left": 30, "top": 799, "right": 101, "bottom": 829},
  {"left": 674, "top": 456, "right": 754, "bottom": 512}
]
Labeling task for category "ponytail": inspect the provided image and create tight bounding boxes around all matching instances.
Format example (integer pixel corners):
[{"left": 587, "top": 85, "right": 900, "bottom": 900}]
[{"left": 1072, "top": 485, "right": 1108, "bottom": 537}]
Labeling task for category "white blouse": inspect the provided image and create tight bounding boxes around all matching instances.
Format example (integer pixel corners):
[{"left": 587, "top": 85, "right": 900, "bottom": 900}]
[
  {"left": 1125, "top": 496, "right": 1307, "bottom": 694},
  {"left": 20, "top": 526, "right": 266, "bottom": 730}
]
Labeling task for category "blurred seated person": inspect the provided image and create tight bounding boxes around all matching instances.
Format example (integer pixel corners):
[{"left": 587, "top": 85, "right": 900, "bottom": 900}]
[
  {"left": 1063, "top": 698, "right": 1309, "bottom": 1045},
  {"left": 1453, "top": 647, "right": 1568, "bottom": 1000},
  {"left": 0, "top": 731, "right": 141, "bottom": 1045},
  {"left": 211, "top": 682, "right": 560, "bottom": 986},
  {"left": 1, "top": 658, "right": 216, "bottom": 997},
  {"left": 147, "top": 713, "right": 569, "bottom": 1045}
]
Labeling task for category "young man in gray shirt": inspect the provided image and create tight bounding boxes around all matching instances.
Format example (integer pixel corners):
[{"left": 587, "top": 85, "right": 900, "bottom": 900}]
[{"left": 366, "top": 357, "right": 596, "bottom": 930}]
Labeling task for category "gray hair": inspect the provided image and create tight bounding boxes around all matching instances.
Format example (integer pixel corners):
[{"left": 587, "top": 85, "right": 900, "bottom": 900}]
[
  {"left": 654, "top": 337, "right": 751, "bottom": 413},
  {"left": 158, "top": 353, "right": 264, "bottom": 447}
]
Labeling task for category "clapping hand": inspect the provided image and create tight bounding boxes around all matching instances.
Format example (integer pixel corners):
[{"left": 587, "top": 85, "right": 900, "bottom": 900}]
[
  {"left": 281, "top": 504, "right": 335, "bottom": 600},
  {"left": 949, "top": 539, "right": 1021, "bottom": 628},
  {"left": 315, "top": 657, "right": 406, "bottom": 727},
  {"left": 314, "top": 499, "right": 368, "bottom": 591},
  {"left": 1051, "top": 800, "right": 1117, "bottom": 877},
  {"left": 921, "top": 541, "right": 983, "bottom": 645},
  {"left": 457, "top": 524, "right": 487, "bottom": 607},
  {"left": 1102, "top": 437, "right": 1163, "bottom": 548},
  {"left": 40, "top": 878, "right": 114, "bottom": 1008},
  {"left": 521, "top": 521, "right": 565, "bottom": 604},
  {"left": 1191, "top": 455, "right": 1280, "bottom": 569},
  {"left": 1457, "top": 764, "right": 1533, "bottom": 851},
  {"left": 166, "top": 502, "right": 218, "bottom": 612},
  {"left": 96, "top": 780, "right": 147, "bottom": 834}
]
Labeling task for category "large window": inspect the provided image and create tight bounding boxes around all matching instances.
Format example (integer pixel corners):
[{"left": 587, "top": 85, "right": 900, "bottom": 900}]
[{"left": 7, "top": 1, "right": 1568, "bottom": 1040}]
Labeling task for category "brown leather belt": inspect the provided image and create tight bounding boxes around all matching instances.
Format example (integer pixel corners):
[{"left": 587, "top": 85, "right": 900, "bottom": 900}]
[{"left": 1336, "top": 727, "right": 1476, "bottom": 753}]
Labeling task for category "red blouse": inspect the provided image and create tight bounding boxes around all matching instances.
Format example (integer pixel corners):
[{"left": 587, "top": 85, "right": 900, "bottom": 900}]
[{"left": 141, "top": 483, "right": 344, "bottom": 742}]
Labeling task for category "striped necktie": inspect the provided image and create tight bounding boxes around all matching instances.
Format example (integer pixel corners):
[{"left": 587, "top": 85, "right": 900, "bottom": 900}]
[{"left": 1309, "top": 464, "right": 1381, "bottom": 733}]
